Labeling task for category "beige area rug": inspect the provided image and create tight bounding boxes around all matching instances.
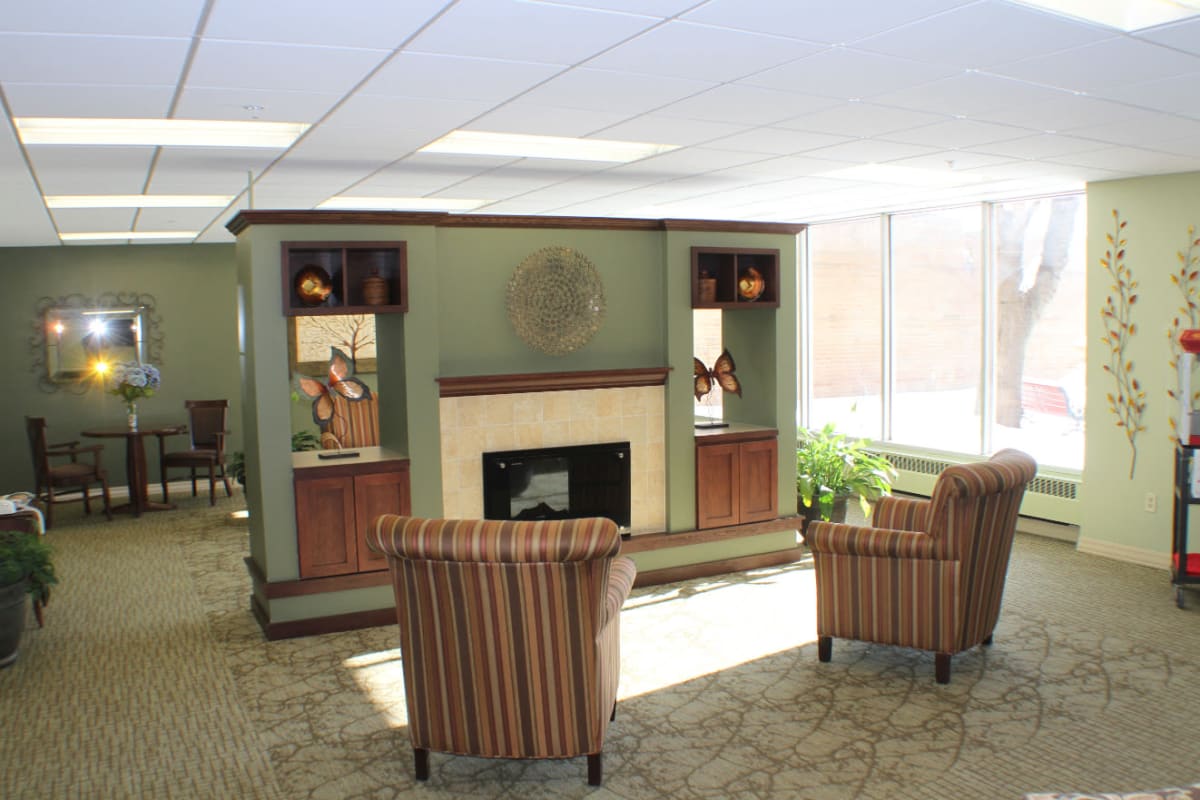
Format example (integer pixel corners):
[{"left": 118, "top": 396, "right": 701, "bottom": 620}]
[{"left": 3, "top": 496, "right": 1200, "bottom": 799}]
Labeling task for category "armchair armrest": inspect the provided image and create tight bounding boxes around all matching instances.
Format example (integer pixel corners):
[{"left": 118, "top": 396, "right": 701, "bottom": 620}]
[
  {"left": 806, "top": 521, "right": 936, "bottom": 559},
  {"left": 871, "top": 495, "right": 931, "bottom": 532},
  {"left": 46, "top": 443, "right": 103, "bottom": 460},
  {"left": 47, "top": 440, "right": 82, "bottom": 450},
  {"left": 603, "top": 556, "right": 637, "bottom": 627}
]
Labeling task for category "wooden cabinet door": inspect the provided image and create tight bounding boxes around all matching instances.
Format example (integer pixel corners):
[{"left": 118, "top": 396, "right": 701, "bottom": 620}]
[
  {"left": 696, "top": 442, "right": 739, "bottom": 529},
  {"left": 353, "top": 466, "right": 411, "bottom": 572},
  {"left": 295, "top": 475, "right": 357, "bottom": 578},
  {"left": 738, "top": 438, "right": 778, "bottom": 523}
]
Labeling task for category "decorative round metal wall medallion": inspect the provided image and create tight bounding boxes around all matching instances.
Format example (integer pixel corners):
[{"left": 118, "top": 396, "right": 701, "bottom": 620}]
[{"left": 506, "top": 246, "right": 606, "bottom": 356}]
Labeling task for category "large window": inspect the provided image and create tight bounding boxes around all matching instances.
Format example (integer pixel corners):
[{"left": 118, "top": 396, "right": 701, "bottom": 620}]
[{"left": 804, "top": 194, "right": 1085, "bottom": 471}]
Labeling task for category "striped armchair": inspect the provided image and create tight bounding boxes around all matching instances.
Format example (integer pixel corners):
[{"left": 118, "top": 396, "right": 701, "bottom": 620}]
[
  {"left": 320, "top": 392, "right": 379, "bottom": 449},
  {"left": 806, "top": 449, "right": 1037, "bottom": 683},
  {"left": 366, "top": 515, "right": 637, "bottom": 785}
]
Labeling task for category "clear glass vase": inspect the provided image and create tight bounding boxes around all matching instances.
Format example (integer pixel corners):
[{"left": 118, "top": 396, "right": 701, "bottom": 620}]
[{"left": 126, "top": 402, "right": 138, "bottom": 431}]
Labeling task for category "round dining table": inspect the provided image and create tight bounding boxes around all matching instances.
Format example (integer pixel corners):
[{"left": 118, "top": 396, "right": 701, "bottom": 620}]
[{"left": 81, "top": 425, "right": 185, "bottom": 517}]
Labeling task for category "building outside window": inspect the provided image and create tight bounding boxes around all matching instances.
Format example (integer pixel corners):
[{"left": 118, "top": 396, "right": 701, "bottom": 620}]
[{"left": 803, "top": 193, "right": 1085, "bottom": 471}]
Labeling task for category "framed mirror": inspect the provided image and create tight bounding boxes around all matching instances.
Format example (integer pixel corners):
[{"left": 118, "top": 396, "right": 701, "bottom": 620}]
[{"left": 32, "top": 293, "right": 163, "bottom": 393}]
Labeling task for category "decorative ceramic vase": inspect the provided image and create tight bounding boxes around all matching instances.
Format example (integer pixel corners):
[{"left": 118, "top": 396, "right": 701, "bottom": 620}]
[
  {"left": 362, "top": 273, "right": 389, "bottom": 306},
  {"left": 699, "top": 276, "right": 717, "bottom": 304},
  {"left": 127, "top": 402, "right": 138, "bottom": 431}
]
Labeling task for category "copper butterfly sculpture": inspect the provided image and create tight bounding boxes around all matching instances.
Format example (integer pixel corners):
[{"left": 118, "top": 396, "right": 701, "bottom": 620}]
[
  {"left": 693, "top": 349, "right": 742, "bottom": 401},
  {"left": 296, "top": 347, "right": 372, "bottom": 431}
]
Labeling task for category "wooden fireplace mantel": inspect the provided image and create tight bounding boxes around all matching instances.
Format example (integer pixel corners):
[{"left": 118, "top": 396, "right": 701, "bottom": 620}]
[{"left": 436, "top": 367, "right": 671, "bottom": 397}]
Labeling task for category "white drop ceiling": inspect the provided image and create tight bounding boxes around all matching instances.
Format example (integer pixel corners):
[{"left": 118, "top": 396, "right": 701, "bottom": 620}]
[{"left": 2, "top": 0, "right": 1199, "bottom": 246}]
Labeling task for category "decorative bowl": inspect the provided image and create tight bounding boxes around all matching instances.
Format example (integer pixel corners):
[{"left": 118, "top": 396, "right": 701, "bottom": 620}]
[
  {"left": 295, "top": 265, "right": 333, "bottom": 306},
  {"left": 737, "top": 266, "right": 765, "bottom": 301}
]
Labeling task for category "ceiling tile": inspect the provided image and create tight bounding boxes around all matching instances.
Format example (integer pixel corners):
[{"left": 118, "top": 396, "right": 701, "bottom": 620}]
[
  {"left": 680, "top": 0, "right": 974, "bottom": 45},
  {"left": 803, "top": 138, "right": 941, "bottom": 163},
  {"left": 973, "top": 93, "right": 1134, "bottom": 131},
  {"left": 188, "top": 40, "right": 388, "bottom": 94},
  {"left": 884, "top": 118, "right": 1036, "bottom": 149},
  {"left": 1062, "top": 110, "right": 1200, "bottom": 147},
  {"left": 0, "top": 33, "right": 190, "bottom": 85},
  {"left": 50, "top": 208, "right": 138, "bottom": 232},
  {"left": 1050, "top": 146, "right": 1200, "bottom": 174},
  {"left": 993, "top": 37, "right": 1200, "bottom": 93},
  {"left": 586, "top": 21, "right": 823, "bottom": 82},
  {"left": 533, "top": 0, "right": 698, "bottom": 16},
  {"left": 323, "top": 94, "right": 492, "bottom": 134},
  {"left": 1134, "top": 17, "right": 1200, "bottom": 57},
  {"left": 407, "top": 0, "right": 658, "bottom": 64},
  {"left": 282, "top": 127, "right": 436, "bottom": 165},
  {"left": 705, "top": 128, "right": 853, "bottom": 156},
  {"left": 964, "top": 132, "right": 1112, "bottom": 160},
  {"left": 205, "top": 0, "right": 449, "bottom": 49},
  {"left": 606, "top": 147, "right": 769, "bottom": 179},
  {"left": 0, "top": 127, "right": 57, "bottom": 246},
  {"left": 0, "top": 0, "right": 205, "bottom": 37},
  {"left": 466, "top": 103, "right": 633, "bottom": 137},
  {"left": 656, "top": 84, "right": 841, "bottom": 126},
  {"left": 357, "top": 53, "right": 562, "bottom": 102},
  {"left": 886, "top": 149, "right": 1018, "bottom": 172},
  {"left": 742, "top": 46, "right": 959, "bottom": 100},
  {"left": 27, "top": 147, "right": 156, "bottom": 194},
  {"left": 2, "top": 83, "right": 174, "bottom": 118},
  {"left": 517, "top": 68, "right": 715, "bottom": 115},
  {"left": 147, "top": 148, "right": 282, "bottom": 193},
  {"left": 594, "top": 115, "right": 747, "bottom": 146},
  {"left": 134, "top": 207, "right": 225, "bottom": 230},
  {"left": 855, "top": 0, "right": 1112, "bottom": 68},
  {"left": 775, "top": 102, "right": 946, "bottom": 137},
  {"left": 870, "top": 72, "right": 1072, "bottom": 118},
  {"left": 1089, "top": 73, "right": 1200, "bottom": 118},
  {"left": 174, "top": 87, "right": 342, "bottom": 123}
]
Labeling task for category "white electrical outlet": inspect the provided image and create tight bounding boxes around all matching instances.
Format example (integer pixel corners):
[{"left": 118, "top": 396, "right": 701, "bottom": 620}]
[{"left": 1144, "top": 492, "right": 1157, "bottom": 513}]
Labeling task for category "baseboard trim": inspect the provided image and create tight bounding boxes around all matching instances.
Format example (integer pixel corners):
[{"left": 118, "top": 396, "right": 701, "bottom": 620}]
[
  {"left": 1076, "top": 537, "right": 1170, "bottom": 570},
  {"left": 250, "top": 594, "right": 397, "bottom": 640},
  {"left": 633, "top": 546, "right": 805, "bottom": 587}
]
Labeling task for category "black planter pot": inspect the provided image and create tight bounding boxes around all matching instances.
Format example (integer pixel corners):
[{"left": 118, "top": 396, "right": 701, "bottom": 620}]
[
  {"left": 801, "top": 494, "right": 849, "bottom": 529},
  {"left": 0, "top": 578, "right": 28, "bottom": 668}
]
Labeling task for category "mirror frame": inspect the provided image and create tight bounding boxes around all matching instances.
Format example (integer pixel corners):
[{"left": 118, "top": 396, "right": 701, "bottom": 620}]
[{"left": 32, "top": 292, "right": 163, "bottom": 393}]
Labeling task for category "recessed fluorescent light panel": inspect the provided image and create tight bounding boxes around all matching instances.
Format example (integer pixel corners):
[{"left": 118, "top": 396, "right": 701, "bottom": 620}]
[
  {"left": 45, "top": 194, "right": 233, "bottom": 209},
  {"left": 1014, "top": 0, "right": 1200, "bottom": 31},
  {"left": 15, "top": 118, "right": 309, "bottom": 148},
  {"left": 419, "top": 130, "right": 679, "bottom": 163},
  {"left": 59, "top": 231, "right": 198, "bottom": 242},
  {"left": 317, "top": 196, "right": 486, "bottom": 211}
]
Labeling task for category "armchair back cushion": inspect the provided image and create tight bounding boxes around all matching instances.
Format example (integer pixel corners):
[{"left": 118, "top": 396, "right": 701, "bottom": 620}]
[{"left": 366, "top": 515, "right": 635, "bottom": 762}]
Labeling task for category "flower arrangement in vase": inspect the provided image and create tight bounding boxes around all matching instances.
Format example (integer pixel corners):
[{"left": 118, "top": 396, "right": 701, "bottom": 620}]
[{"left": 107, "top": 362, "right": 161, "bottom": 430}]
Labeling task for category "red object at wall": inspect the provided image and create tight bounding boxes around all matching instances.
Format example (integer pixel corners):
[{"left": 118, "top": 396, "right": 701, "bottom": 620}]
[{"left": 1180, "top": 329, "right": 1200, "bottom": 353}]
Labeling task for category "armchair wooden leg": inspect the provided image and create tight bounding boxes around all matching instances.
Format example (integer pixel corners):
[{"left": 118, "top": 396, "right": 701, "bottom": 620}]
[
  {"left": 220, "top": 465, "right": 233, "bottom": 497},
  {"left": 413, "top": 747, "right": 429, "bottom": 781},
  {"left": 587, "top": 753, "right": 602, "bottom": 786},
  {"left": 82, "top": 485, "right": 91, "bottom": 514},
  {"left": 161, "top": 472, "right": 170, "bottom": 503},
  {"left": 818, "top": 636, "right": 832, "bottom": 663},
  {"left": 208, "top": 464, "right": 217, "bottom": 505},
  {"left": 190, "top": 468, "right": 198, "bottom": 497},
  {"left": 982, "top": 634, "right": 994, "bottom": 646},
  {"left": 100, "top": 477, "right": 113, "bottom": 521},
  {"left": 610, "top": 701, "right": 617, "bottom": 721},
  {"left": 935, "top": 652, "right": 951, "bottom": 684}
]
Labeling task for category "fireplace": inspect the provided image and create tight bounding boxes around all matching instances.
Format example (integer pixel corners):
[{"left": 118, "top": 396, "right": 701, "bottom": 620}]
[{"left": 483, "top": 442, "right": 631, "bottom": 529}]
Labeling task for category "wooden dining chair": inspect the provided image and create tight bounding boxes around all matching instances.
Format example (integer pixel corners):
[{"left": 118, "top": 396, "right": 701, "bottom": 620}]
[
  {"left": 25, "top": 416, "right": 113, "bottom": 530},
  {"left": 157, "top": 400, "right": 233, "bottom": 505}
]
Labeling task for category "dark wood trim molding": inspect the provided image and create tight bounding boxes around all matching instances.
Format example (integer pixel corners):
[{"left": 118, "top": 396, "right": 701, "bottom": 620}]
[
  {"left": 618, "top": 516, "right": 802, "bottom": 554},
  {"left": 245, "top": 556, "right": 392, "bottom": 599},
  {"left": 437, "top": 367, "right": 671, "bottom": 397},
  {"left": 251, "top": 594, "right": 398, "bottom": 640},
  {"left": 227, "top": 209, "right": 806, "bottom": 236},
  {"left": 633, "top": 546, "right": 805, "bottom": 588}
]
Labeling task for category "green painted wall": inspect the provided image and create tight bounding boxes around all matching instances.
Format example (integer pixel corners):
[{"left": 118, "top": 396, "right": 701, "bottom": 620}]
[
  {"left": 1082, "top": 171, "right": 1200, "bottom": 560},
  {"left": 3, "top": 244, "right": 241, "bottom": 493},
  {"left": 434, "top": 227, "right": 666, "bottom": 375}
]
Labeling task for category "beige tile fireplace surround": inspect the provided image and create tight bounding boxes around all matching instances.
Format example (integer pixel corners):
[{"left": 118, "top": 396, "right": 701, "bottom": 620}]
[{"left": 439, "top": 385, "right": 666, "bottom": 533}]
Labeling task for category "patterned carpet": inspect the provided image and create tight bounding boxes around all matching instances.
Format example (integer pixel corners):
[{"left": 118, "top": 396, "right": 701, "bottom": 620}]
[{"left": 2, "top": 494, "right": 1199, "bottom": 799}]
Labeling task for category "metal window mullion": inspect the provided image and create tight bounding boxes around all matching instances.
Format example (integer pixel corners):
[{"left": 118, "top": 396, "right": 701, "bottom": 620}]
[
  {"left": 881, "top": 213, "right": 893, "bottom": 444},
  {"left": 981, "top": 202, "right": 994, "bottom": 456}
]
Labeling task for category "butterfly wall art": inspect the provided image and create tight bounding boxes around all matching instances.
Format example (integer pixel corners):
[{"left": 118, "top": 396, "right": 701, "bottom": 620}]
[
  {"left": 296, "top": 346, "right": 373, "bottom": 431},
  {"left": 693, "top": 349, "right": 742, "bottom": 401}
]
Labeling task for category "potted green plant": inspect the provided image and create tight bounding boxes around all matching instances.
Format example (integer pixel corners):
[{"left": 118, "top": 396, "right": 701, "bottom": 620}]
[
  {"left": 797, "top": 423, "right": 897, "bottom": 524},
  {"left": 0, "top": 529, "right": 57, "bottom": 667}
]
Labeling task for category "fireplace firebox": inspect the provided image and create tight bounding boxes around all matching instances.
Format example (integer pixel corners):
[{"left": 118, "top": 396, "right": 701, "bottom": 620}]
[{"left": 482, "top": 442, "right": 631, "bottom": 529}]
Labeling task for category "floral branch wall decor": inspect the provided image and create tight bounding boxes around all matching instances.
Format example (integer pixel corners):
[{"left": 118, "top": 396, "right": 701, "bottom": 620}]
[
  {"left": 1099, "top": 209, "right": 1145, "bottom": 478},
  {"left": 1167, "top": 224, "right": 1200, "bottom": 446}
]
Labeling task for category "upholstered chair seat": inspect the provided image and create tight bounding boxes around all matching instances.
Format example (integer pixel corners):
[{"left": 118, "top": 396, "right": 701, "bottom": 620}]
[
  {"left": 807, "top": 448, "right": 1037, "bottom": 683},
  {"left": 366, "top": 515, "right": 636, "bottom": 785}
]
